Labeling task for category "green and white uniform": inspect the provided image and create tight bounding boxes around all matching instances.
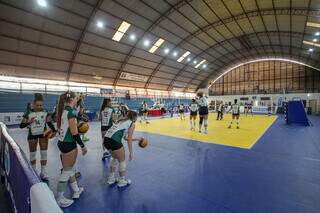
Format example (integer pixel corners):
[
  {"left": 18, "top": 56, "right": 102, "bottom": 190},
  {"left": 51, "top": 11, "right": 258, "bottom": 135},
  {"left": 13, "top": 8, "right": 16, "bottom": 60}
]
[
  {"left": 105, "top": 120, "right": 133, "bottom": 144},
  {"left": 101, "top": 107, "right": 115, "bottom": 130},
  {"left": 58, "top": 106, "right": 77, "bottom": 143},
  {"left": 23, "top": 109, "right": 48, "bottom": 139}
]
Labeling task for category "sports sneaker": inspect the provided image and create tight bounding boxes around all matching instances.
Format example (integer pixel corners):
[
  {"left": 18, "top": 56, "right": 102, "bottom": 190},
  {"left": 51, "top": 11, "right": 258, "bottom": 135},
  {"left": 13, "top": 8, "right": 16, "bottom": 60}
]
[
  {"left": 75, "top": 171, "right": 81, "bottom": 178},
  {"left": 237, "top": 126, "right": 239, "bottom": 129},
  {"left": 57, "top": 196, "right": 74, "bottom": 208},
  {"left": 107, "top": 175, "right": 117, "bottom": 185},
  {"left": 72, "top": 187, "right": 84, "bottom": 199},
  {"left": 82, "top": 136, "right": 89, "bottom": 142},
  {"left": 102, "top": 151, "right": 111, "bottom": 160},
  {"left": 117, "top": 178, "right": 131, "bottom": 187},
  {"left": 228, "top": 125, "right": 231, "bottom": 129},
  {"left": 199, "top": 129, "right": 201, "bottom": 133},
  {"left": 204, "top": 129, "right": 208, "bottom": 134},
  {"left": 40, "top": 172, "right": 49, "bottom": 181},
  {"left": 146, "top": 121, "right": 150, "bottom": 124}
]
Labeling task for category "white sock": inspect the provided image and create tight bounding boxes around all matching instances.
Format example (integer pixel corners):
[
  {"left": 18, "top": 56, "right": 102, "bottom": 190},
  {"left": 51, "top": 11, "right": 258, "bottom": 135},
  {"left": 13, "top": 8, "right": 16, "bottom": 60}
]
[
  {"left": 190, "top": 120, "right": 192, "bottom": 127},
  {"left": 70, "top": 181, "right": 80, "bottom": 192},
  {"left": 193, "top": 121, "right": 196, "bottom": 128},
  {"left": 58, "top": 192, "right": 64, "bottom": 200},
  {"left": 41, "top": 165, "right": 47, "bottom": 174}
]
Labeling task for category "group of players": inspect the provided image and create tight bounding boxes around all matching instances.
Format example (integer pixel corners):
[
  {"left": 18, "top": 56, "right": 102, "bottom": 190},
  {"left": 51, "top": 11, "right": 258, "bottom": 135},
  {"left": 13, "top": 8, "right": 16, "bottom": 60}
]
[
  {"left": 19, "top": 92, "right": 141, "bottom": 208},
  {"left": 18, "top": 91, "right": 245, "bottom": 208}
]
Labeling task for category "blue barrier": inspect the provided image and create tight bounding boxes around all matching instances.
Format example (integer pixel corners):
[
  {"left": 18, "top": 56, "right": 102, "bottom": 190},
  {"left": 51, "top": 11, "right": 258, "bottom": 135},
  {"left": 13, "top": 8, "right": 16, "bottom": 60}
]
[{"left": 0, "top": 122, "right": 62, "bottom": 213}]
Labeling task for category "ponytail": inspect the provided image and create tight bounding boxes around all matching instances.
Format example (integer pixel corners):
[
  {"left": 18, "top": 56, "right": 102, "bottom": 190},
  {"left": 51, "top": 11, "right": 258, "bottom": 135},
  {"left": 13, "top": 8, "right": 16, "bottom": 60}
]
[
  {"left": 56, "top": 91, "right": 76, "bottom": 128},
  {"left": 117, "top": 110, "right": 137, "bottom": 123},
  {"left": 100, "top": 98, "right": 111, "bottom": 113}
]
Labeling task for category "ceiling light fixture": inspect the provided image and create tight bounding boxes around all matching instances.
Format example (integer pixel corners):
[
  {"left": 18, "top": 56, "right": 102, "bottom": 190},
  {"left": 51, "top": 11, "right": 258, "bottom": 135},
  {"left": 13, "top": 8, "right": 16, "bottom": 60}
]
[
  {"left": 37, "top": 0, "right": 47, "bottom": 7},
  {"left": 164, "top": 48, "right": 170, "bottom": 54},
  {"left": 143, "top": 40, "right": 150, "bottom": 47},
  {"left": 97, "top": 21, "right": 104, "bottom": 28}
]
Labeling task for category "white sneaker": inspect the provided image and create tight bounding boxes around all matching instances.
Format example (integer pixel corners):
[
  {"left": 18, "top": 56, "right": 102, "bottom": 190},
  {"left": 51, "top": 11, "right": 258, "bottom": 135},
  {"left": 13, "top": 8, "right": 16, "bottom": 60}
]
[
  {"left": 72, "top": 187, "right": 84, "bottom": 199},
  {"left": 107, "top": 175, "right": 117, "bottom": 185},
  {"left": 117, "top": 178, "right": 131, "bottom": 187},
  {"left": 199, "top": 129, "right": 201, "bottom": 133},
  {"left": 57, "top": 196, "right": 74, "bottom": 208},
  {"left": 204, "top": 129, "right": 208, "bottom": 134}
]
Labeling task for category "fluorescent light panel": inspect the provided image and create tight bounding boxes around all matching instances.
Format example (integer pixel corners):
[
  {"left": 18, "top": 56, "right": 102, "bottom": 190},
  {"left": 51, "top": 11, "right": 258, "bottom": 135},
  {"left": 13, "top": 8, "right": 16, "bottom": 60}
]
[
  {"left": 177, "top": 51, "right": 190, "bottom": 62},
  {"left": 306, "top": 22, "right": 320, "bottom": 28},
  {"left": 195, "top": 59, "right": 206, "bottom": 68},
  {"left": 303, "top": 40, "right": 320, "bottom": 48},
  {"left": 149, "top": 38, "right": 165, "bottom": 53},
  {"left": 112, "top": 21, "right": 131, "bottom": 42}
]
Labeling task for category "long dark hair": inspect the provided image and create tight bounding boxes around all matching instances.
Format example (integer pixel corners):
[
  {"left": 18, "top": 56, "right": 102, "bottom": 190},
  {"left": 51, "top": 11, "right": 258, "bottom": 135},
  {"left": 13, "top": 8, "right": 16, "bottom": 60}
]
[
  {"left": 34, "top": 93, "right": 43, "bottom": 102},
  {"left": 117, "top": 110, "right": 137, "bottom": 123},
  {"left": 56, "top": 91, "right": 76, "bottom": 128},
  {"left": 100, "top": 98, "right": 111, "bottom": 112}
]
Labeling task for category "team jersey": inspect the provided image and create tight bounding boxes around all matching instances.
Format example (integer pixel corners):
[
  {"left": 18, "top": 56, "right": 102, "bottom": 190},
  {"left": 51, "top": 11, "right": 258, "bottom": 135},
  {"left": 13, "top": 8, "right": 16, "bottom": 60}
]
[
  {"left": 218, "top": 104, "right": 223, "bottom": 112},
  {"left": 58, "top": 106, "right": 77, "bottom": 143},
  {"left": 197, "top": 97, "right": 208, "bottom": 107},
  {"left": 105, "top": 120, "right": 133, "bottom": 144},
  {"left": 189, "top": 103, "right": 198, "bottom": 112},
  {"left": 101, "top": 107, "right": 115, "bottom": 127},
  {"left": 142, "top": 103, "right": 148, "bottom": 111},
  {"left": 179, "top": 105, "right": 184, "bottom": 110},
  {"left": 23, "top": 109, "right": 48, "bottom": 136},
  {"left": 231, "top": 104, "right": 240, "bottom": 114}
]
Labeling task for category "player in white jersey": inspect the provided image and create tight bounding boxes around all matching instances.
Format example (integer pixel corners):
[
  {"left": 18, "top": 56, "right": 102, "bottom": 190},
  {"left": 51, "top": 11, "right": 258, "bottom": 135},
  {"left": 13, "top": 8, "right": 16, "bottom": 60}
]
[
  {"left": 100, "top": 98, "right": 116, "bottom": 160},
  {"left": 103, "top": 110, "right": 141, "bottom": 187},
  {"left": 140, "top": 101, "right": 149, "bottom": 124},
  {"left": 196, "top": 92, "right": 209, "bottom": 134},
  {"left": 178, "top": 104, "right": 185, "bottom": 120},
  {"left": 20, "top": 93, "right": 56, "bottom": 180},
  {"left": 228, "top": 99, "right": 240, "bottom": 129},
  {"left": 189, "top": 99, "right": 198, "bottom": 130},
  {"left": 216, "top": 103, "right": 224, "bottom": 120},
  {"left": 55, "top": 91, "right": 87, "bottom": 208}
]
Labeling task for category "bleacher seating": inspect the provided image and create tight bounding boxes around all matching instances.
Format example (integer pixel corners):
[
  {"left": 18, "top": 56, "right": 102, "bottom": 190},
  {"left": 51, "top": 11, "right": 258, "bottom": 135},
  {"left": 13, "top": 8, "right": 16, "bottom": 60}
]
[{"left": 0, "top": 92, "right": 192, "bottom": 114}]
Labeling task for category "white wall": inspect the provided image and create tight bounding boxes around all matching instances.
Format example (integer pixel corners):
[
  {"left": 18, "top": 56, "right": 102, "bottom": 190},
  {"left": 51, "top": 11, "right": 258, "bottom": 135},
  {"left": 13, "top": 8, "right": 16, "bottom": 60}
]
[{"left": 208, "top": 93, "right": 320, "bottom": 113}]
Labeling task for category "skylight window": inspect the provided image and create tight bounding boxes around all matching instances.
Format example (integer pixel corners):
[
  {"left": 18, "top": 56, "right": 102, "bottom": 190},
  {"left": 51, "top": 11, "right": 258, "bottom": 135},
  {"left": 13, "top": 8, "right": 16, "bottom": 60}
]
[
  {"left": 149, "top": 38, "right": 165, "bottom": 53},
  {"left": 195, "top": 59, "right": 206, "bottom": 68},
  {"left": 177, "top": 51, "right": 190, "bottom": 62},
  {"left": 112, "top": 21, "right": 131, "bottom": 42}
]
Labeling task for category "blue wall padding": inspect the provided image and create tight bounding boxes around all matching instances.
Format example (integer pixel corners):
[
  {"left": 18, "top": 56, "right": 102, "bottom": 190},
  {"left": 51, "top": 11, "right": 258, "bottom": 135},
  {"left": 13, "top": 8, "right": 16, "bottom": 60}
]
[{"left": 287, "top": 101, "right": 309, "bottom": 126}]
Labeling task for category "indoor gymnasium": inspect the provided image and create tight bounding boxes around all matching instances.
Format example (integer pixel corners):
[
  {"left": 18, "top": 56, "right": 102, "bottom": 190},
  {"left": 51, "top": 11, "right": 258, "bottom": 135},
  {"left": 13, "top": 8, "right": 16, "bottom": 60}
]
[{"left": 0, "top": 0, "right": 320, "bottom": 213}]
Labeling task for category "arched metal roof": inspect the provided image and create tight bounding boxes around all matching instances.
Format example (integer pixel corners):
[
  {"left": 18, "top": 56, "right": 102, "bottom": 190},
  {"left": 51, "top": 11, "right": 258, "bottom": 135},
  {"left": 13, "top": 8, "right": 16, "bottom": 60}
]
[{"left": 0, "top": 0, "right": 319, "bottom": 92}]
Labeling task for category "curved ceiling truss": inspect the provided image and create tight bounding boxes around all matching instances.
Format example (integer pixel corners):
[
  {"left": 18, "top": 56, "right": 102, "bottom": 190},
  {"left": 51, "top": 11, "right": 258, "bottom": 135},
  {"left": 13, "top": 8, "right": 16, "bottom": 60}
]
[{"left": 0, "top": 0, "right": 319, "bottom": 92}]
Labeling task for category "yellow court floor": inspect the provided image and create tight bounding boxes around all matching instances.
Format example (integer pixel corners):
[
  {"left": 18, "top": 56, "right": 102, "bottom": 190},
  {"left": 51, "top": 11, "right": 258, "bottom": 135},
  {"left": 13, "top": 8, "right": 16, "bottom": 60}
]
[{"left": 136, "top": 113, "right": 278, "bottom": 149}]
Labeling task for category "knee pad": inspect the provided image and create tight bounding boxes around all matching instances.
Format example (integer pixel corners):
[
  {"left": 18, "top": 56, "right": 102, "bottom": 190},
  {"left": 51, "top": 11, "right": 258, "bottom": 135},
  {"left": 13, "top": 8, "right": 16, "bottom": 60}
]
[
  {"left": 204, "top": 119, "right": 207, "bottom": 126},
  {"left": 199, "top": 117, "right": 203, "bottom": 125},
  {"left": 40, "top": 150, "right": 47, "bottom": 161},
  {"left": 29, "top": 151, "right": 37, "bottom": 162},
  {"left": 110, "top": 158, "right": 118, "bottom": 168},
  {"left": 119, "top": 161, "right": 126, "bottom": 173},
  {"left": 59, "top": 167, "right": 74, "bottom": 182}
]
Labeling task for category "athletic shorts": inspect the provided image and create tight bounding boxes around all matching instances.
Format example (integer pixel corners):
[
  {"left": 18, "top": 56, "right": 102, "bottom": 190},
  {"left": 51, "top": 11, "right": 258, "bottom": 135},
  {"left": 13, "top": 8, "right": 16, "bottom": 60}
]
[
  {"left": 179, "top": 110, "right": 184, "bottom": 113},
  {"left": 198, "top": 106, "right": 208, "bottom": 115},
  {"left": 103, "top": 137, "right": 123, "bottom": 151},
  {"left": 190, "top": 111, "right": 197, "bottom": 116},
  {"left": 57, "top": 141, "right": 77, "bottom": 154},
  {"left": 28, "top": 134, "right": 44, "bottom": 140},
  {"left": 101, "top": 125, "right": 111, "bottom": 131}
]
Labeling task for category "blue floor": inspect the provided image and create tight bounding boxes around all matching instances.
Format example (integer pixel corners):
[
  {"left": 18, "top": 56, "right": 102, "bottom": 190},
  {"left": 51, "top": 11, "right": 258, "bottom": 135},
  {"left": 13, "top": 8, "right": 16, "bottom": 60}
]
[{"left": 7, "top": 115, "right": 320, "bottom": 213}]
